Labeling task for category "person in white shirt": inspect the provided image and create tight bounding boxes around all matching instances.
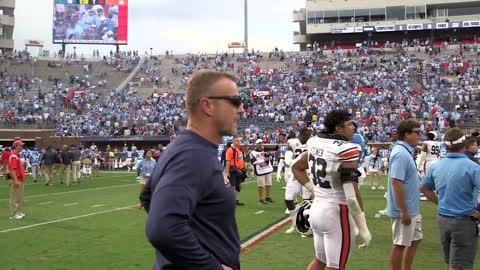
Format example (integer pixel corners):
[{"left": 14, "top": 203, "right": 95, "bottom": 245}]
[
  {"left": 292, "top": 110, "right": 371, "bottom": 269},
  {"left": 250, "top": 139, "right": 274, "bottom": 205},
  {"left": 416, "top": 132, "right": 441, "bottom": 176},
  {"left": 368, "top": 148, "right": 384, "bottom": 190},
  {"left": 284, "top": 129, "right": 313, "bottom": 234}
]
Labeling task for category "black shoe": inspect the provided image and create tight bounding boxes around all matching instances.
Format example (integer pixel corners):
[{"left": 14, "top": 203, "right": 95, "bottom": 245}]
[
  {"left": 236, "top": 201, "right": 245, "bottom": 206},
  {"left": 259, "top": 199, "right": 268, "bottom": 205},
  {"left": 265, "top": 198, "right": 274, "bottom": 203}
]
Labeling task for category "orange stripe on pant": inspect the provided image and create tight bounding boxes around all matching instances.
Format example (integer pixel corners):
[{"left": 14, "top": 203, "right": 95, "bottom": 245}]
[{"left": 339, "top": 205, "right": 351, "bottom": 270}]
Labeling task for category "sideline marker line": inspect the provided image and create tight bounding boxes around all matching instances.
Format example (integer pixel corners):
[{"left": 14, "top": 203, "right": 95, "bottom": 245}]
[
  {"left": 240, "top": 217, "right": 291, "bottom": 255},
  {"left": 0, "top": 204, "right": 137, "bottom": 233},
  {"left": 0, "top": 183, "right": 136, "bottom": 202},
  {"left": 64, "top": 203, "right": 78, "bottom": 207},
  {"left": 38, "top": 202, "right": 53, "bottom": 205}
]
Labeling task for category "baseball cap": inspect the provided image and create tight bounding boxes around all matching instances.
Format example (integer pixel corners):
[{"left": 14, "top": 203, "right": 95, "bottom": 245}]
[
  {"left": 12, "top": 140, "right": 25, "bottom": 147},
  {"left": 255, "top": 139, "right": 263, "bottom": 144}
]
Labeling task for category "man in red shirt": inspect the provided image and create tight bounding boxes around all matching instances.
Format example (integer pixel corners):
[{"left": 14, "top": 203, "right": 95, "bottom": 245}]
[
  {"left": 8, "top": 140, "right": 26, "bottom": 220},
  {"left": 1, "top": 146, "right": 11, "bottom": 177}
]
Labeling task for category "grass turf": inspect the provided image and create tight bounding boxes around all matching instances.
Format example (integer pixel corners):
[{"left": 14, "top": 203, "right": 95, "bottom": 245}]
[
  {"left": 0, "top": 173, "right": 477, "bottom": 270},
  {"left": 240, "top": 177, "right": 477, "bottom": 270},
  {"left": 0, "top": 173, "right": 287, "bottom": 270}
]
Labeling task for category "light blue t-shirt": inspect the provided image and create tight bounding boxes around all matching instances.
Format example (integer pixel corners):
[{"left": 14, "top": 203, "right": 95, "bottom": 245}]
[
  {"left": 422, "top": 153, "right": 480, "bottom": 217},
  {"left": 279, "top": 145, "right": 288, "bottom": 159},
  {"left": 29, "top": 150, "right": 41, "bottom": 164},
  {"left": 138, "top": 158, "right": 156, "bottom": 179},
  {"left": 387, "top": 141, "right": 420, "bottom": 218},
  {"left": 439, "top": 142, "right": 448, "bottom": 158},
  {"left": 352, "top": 133, "right": 367, "bottom": 167}
]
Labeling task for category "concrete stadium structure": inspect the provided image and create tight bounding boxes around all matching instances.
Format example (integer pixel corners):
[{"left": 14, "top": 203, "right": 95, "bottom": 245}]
[
  {"left": 293, "top": 0, "right": 480, "bottom": 50},
  {"left": 0, "top": 0, "right": 14, "bottom": 54}
]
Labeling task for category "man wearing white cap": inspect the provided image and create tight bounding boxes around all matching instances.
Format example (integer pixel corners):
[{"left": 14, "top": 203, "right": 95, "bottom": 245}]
[
  {"left": 102, "top": 30, "right": 115, "bottom": 42},
  {"left": 250, "top": 139, "right": 274, "bottom": 204},
  {"left": 7, "top": 140, "right": 26, "bottom": 220}
]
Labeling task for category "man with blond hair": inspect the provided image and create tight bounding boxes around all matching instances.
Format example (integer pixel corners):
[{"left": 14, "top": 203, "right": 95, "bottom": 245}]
[{"left": 143, "top": 70, "right": 243, "bottom": 270}]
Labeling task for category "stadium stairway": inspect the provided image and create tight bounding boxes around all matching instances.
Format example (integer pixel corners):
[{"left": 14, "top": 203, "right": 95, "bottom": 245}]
[
  {"left": 80, "top": 57, "right": 147, "bottom": 116},
  {"left": 6, "top": 59, "right": 87, "bottom": 87},
  {"left": 3, "top": 58, "right": 131, "bottom": 100}
]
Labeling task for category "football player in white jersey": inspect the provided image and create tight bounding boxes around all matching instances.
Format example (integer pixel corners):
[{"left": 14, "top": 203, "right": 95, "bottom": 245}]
[
  {"left": 276, "top": 133, "right": 288, "bottom": 183},
  {"left": 416, "top": 131, "right": 441, "bottom": 176},
  {"left": 284, "top": 128, "right": 313, "bottom": 234},
  {"left": 285, "top": 134, "right": 301, "bottom": 186},
  {"left": 292, "top": 110, "right": 371, "bottom": 270}
]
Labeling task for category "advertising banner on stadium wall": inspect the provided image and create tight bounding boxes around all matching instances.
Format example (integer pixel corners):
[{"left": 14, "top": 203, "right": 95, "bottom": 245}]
[
  {"left": 355, "top": 87, "right": 376, "bottom": 94},
  {"left": 228, "top": 42, "right": 245, "bottom": 48},
  {"left": 254, "top": 90, "right": 271, "bottom": 97},
  {"left": 331, "top": 20, "right": 480, "bottom": 34},
  {"left": 25, "top": 40, "right": 44, "bottom": 47},
  {"left": 80, "top": 136, "right": 170, "bottom": 143}
]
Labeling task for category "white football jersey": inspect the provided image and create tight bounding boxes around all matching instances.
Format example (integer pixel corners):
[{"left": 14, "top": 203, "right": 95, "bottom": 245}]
[
  {"left": 423, "top": 141, "right": 441, "bottom": 161},
  {"left": 307, "top": 135, "right": 360, "bottom": 205},
  {"left": 287, "top": 138, "right": 301, "bottom": 155},
  {"left": 288, "top": 138, "right": 308, "bottom": 158}
]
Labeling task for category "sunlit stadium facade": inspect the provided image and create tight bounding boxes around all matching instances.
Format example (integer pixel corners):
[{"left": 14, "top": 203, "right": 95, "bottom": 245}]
[
  {"left": 293, "top": 0, "right": 480, "bottom": 50},
  {"left": 0, "top": 0, "right": 14, "bottom": 54}
]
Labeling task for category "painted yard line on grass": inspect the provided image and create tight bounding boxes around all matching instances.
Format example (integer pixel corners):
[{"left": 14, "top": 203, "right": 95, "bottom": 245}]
[
  {"left": 0, "top": 204, "right": 137, "bottom": 233},
  {"left": 38, "top": 202, "right": 53, "bottom": 205},
  {"left": 0, "top": 174, "right": 135, "bottom": 188},
  {"left": 254, "top": 211, "right": 264, "bottom": 215},
  {"left": 91, "top": 204, "right": 107, "bottom": 208},
  {"left": 63, "top": 203, "right": 79, "bottom": 207},
  {"left": 240, "top": 217, "right": 291, "bottom": 255},
  {"left": 98, "top": 171, "right": 137, "bottom": 174},
  {"left": 0, "top": 183, "right": 137, "bottom": 202}
]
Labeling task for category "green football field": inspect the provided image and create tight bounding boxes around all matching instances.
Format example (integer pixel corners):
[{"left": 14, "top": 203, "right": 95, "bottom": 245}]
[{"left": 0, "top": 172, "right": 478, "bottom": 270}]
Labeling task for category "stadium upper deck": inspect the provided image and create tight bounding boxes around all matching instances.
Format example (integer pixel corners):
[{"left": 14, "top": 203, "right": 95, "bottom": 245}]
[{"left": 293, "top": 0, "right": 480, "bottom": 50}]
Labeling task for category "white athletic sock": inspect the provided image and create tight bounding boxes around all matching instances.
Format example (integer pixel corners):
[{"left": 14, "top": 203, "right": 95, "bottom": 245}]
[{"left": 288, "top": 205, "right": 300, "bottom": 228}]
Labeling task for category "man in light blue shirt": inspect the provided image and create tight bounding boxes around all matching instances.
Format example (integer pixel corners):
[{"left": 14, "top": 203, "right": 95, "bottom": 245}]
[
  {"left": 137, "top": 150, "right": 156, "bottom": 209},
  {"left": 421, "top": 127, "right": 480, "bottom": 270},
  {"left": 387, "top": 119, "right": 422, "bottom": 270},
  {"left": 29, "top": 148, "right": 42, "bottom": 182},
  {"left": 352, "top": 122, "right": 367, "bottom": 183}
]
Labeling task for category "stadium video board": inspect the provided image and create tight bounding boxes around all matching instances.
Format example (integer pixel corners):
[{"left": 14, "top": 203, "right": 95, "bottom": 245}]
[{"left": 53, "top": 0, "right": 128, "bottom": 45}]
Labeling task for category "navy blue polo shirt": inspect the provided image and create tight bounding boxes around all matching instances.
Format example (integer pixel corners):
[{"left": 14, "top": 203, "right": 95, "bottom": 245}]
[{"left": 145, "top": 130, "right": 240, "bottom": 270}]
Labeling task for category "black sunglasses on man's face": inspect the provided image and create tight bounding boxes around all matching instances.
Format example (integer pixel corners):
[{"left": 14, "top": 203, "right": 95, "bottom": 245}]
[
  {"left": 409, "top": 129, "right": 421, "bottom": 135},
  {"left": 206, "top": 95, "right": 244, "bottom": 107}
]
